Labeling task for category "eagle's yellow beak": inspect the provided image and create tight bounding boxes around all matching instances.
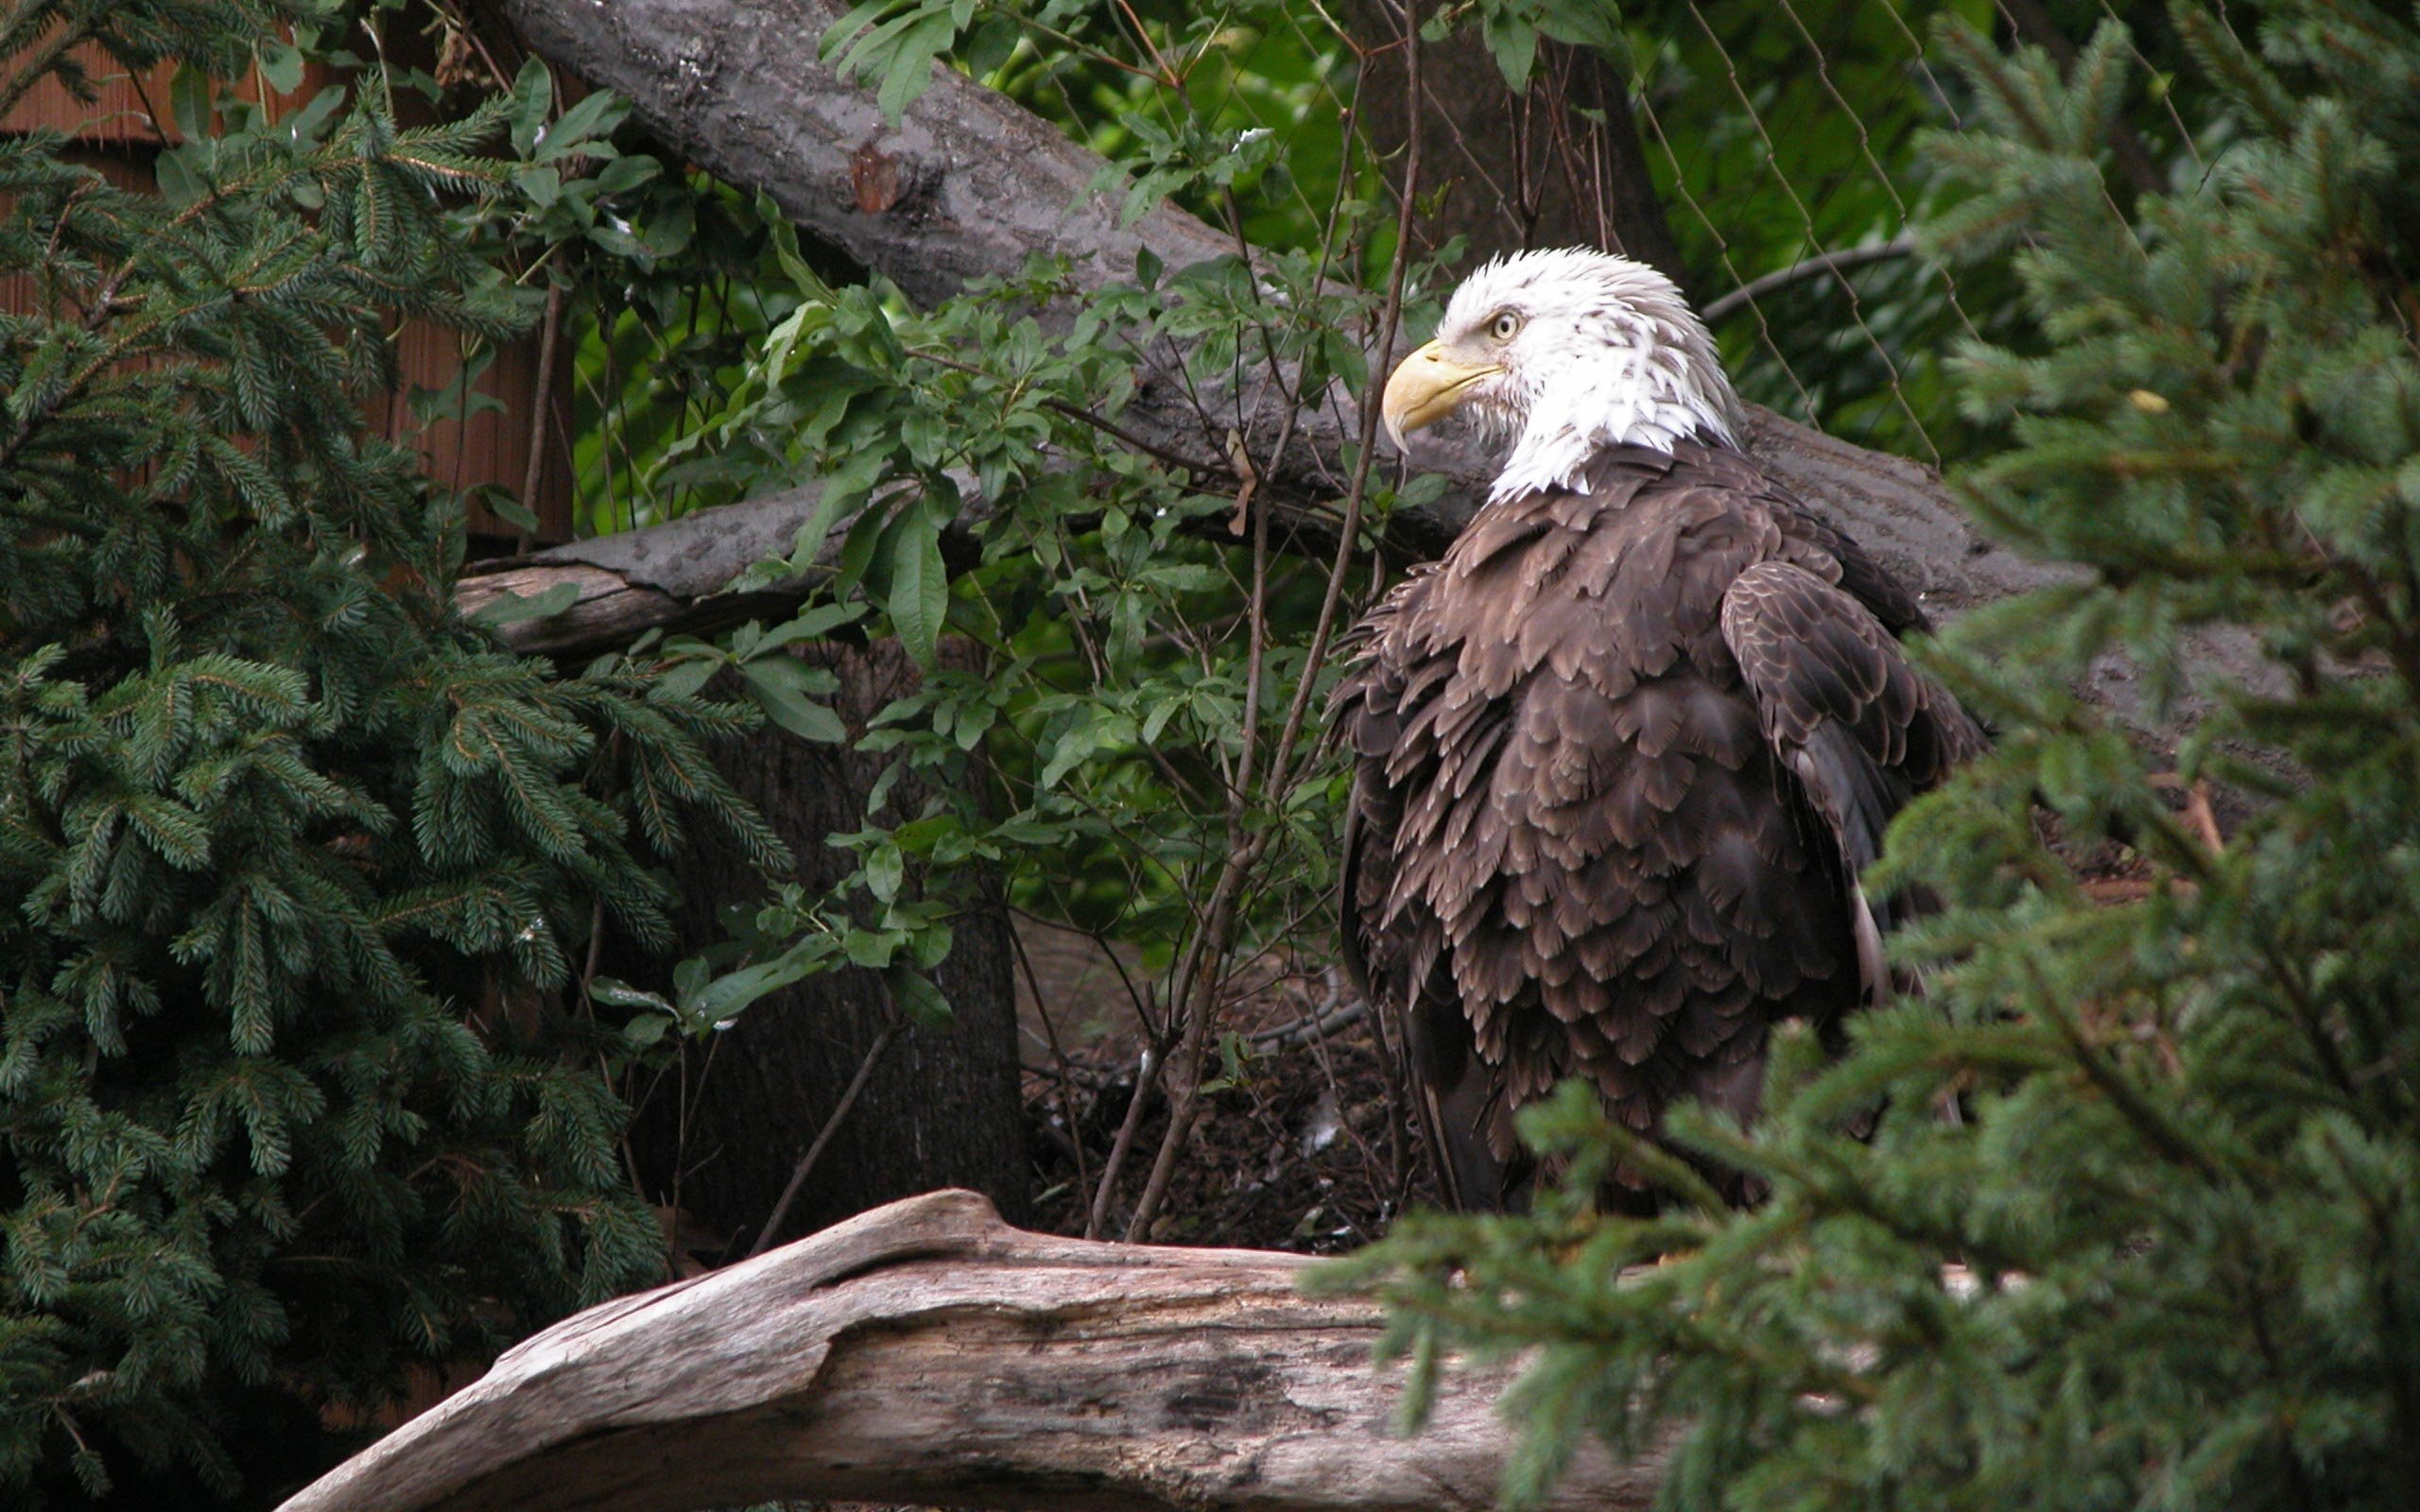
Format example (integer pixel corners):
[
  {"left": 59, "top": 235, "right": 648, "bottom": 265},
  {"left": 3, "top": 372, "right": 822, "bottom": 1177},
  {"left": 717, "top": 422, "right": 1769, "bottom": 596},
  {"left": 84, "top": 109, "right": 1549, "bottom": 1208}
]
[{"left": 1381, "top": 340, "right": 1502, "bottom": 453}]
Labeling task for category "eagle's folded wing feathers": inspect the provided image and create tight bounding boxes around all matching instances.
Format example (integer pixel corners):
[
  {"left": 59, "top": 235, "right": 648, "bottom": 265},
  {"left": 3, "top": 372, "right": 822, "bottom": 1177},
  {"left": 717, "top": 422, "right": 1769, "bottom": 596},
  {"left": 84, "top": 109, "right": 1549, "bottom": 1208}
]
[{"left": 1720, "top": 559, "right": 1988, "bottom": 998}]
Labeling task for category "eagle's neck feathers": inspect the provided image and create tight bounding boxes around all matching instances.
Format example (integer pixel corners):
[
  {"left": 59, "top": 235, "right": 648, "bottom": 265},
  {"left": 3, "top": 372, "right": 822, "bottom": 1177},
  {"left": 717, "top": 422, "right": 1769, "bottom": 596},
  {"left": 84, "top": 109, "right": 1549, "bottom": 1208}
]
[
  {"left": 1491, "top": 298, "right": 1741, "bottom": 504},
  {"left": 1492, "top": 359, "right": 1739, "bottom": 502}
]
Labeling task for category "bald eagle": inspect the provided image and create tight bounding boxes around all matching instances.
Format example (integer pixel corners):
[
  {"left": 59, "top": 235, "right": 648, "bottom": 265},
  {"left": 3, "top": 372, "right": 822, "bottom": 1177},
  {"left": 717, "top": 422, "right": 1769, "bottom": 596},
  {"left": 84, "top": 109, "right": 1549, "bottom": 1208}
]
[{"left": 1331, "top": 249, "right": 1984, "bottom": 1211}]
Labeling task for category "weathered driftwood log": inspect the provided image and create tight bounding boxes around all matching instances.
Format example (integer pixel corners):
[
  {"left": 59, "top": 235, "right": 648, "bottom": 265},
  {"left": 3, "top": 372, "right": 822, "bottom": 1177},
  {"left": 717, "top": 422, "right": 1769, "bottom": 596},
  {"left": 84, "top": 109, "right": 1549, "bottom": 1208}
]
[
  {"left": 478, "top": 0, "right": 2065, "bottom": 661},
  {"left": 278, "top": 1189, "right": 1660, "bottom": 1512}
]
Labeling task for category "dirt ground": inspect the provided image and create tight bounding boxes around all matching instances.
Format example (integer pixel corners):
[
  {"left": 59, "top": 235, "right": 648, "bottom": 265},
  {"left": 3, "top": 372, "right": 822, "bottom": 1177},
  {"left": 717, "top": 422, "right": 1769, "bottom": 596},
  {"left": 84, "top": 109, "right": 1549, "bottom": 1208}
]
[{"left": 1009, "top": 919, "right": 1441, "bottom": 1252}]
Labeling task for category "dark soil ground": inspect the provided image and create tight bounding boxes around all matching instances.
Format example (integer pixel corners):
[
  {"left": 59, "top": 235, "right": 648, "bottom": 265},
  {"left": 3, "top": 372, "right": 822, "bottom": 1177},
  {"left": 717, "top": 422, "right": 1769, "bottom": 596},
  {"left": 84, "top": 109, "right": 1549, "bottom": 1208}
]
[{"left": 1015, "top": 948, "right": 1443, "bottom": 1254}]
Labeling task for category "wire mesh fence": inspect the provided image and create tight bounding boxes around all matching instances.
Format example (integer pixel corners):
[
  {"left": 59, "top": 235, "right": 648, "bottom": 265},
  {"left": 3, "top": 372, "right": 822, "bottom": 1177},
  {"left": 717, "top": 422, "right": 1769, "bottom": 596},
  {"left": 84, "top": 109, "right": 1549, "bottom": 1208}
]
[
  {"left": 550, "top": 0, "right": 2233, "bottom": 531},
  {"left": 504, "top": 0, "right": 2239, "bottom": 1240}
]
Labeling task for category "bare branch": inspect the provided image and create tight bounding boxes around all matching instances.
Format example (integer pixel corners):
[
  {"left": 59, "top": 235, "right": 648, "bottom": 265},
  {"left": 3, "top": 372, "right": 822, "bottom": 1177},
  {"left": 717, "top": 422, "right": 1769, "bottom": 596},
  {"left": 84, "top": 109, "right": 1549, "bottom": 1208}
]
[
  {"left": 748, "top": 1022, "right": 901, "bottom": 1257},
  {"left": 494, "top": 0, "right": 2060, "bottom": 635}
]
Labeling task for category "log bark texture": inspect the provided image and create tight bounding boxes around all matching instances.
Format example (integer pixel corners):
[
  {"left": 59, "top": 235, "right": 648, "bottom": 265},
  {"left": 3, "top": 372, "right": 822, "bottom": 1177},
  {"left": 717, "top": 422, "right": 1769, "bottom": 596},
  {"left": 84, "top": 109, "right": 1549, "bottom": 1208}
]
[
  {"left": 278, "top": 1189, "right": 1661, "bottom": 1512},
  {"left": 1347, "top": 6, "right": 1690, "bottom": 284},
  {"left": 627, "top": 642, "right": 1028, "bottom": 1253},
  {"left": 480, "top": 0, "right": 2291, "bottom": 777}
]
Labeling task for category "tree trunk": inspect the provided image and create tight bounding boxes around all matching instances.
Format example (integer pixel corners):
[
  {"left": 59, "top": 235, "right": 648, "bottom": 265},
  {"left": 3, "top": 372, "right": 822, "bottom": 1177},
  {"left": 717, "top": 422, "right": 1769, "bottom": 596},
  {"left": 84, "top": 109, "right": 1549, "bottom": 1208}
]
[
  {"left": 277, "top": 1190, "right": 1664, "bottom": 1512},
  {"left": 1348, "top": 8, "right": 1690, "bottom": 286},
  {"left": 631, "top": 641, "right": 1027, "bottom": 1256}
]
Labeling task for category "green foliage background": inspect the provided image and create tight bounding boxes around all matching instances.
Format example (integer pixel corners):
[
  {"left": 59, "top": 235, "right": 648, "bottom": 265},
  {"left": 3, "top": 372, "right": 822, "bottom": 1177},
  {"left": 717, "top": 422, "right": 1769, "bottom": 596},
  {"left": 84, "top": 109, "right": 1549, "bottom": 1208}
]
[
  {"left": 0, "top": 1, "right": 778, "bottom": 1502},
  {"left": 531, "top": 0, "right": 2078, "bottom": 1143},
  {"left": 10, "top": 0, "right": 2413, "bottom": 1505}
]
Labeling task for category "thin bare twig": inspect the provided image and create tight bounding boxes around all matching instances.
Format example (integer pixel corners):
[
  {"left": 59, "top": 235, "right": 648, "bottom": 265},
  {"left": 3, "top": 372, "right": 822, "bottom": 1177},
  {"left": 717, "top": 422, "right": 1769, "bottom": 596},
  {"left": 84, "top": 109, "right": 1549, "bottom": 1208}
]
[
  {"left": 1079, "top": 89, "right": 1357, "bottom": 1243},
  {"left": 1006, "top": 915, "right": 1093, "bottom": 1204},
  {"left": 517, "top": 273, "right": 567, "bottom": 549},
  {"left": 1116, "top": 0, "right": 1425, "bottom": 1243},
  {"left": 749, "top": 1021, "right": 901, "bottom": 1256}
]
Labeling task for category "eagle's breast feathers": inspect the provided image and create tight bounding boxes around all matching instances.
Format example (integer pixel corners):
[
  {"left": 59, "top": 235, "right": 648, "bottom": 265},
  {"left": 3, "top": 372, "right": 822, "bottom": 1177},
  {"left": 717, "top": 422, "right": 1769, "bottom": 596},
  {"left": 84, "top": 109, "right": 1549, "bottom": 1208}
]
[{"left": 1335, "top": 436, "right": 1982, "bottom": 1210}]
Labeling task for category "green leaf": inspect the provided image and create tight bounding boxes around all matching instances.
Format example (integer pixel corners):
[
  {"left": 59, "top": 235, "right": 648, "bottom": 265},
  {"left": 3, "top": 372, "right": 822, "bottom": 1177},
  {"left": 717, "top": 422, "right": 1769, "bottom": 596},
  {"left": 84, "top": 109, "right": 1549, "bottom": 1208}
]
[
  {"left": 740, "top": 657, "right": 848, "bottom": 743},
  {"left": 884, "top": 964, "right": 954, "bottom": 1028},
  {"left": 876, "top": 10, "right": 958, "bottom": 125},
  {"left": 964, "top": 14, "right": 1020, "bottom": 77},
  {"left": 510, "top": 57, "right": 553, "bottom": 157},
  {"left": 887, "top": 504, "right": 948, "bottom": 667},
  {"left": 469, "top": 582, "right": 580, "bottom": 627},
  {"left": 841, "top": 927, "right": 897, "bottom": 968},
  {"left": 1322, "top": 330, "right": 1370, "bottom": 397},
  {"left": 909, "top": 920, "right": 954, "bottom": 971},
  {"left": 1482, "top": 10, "right": 1541, "bottom": 92},
  {"left": 513, "top": 164, "right": 562, "bottom": 208},
  {"left": 682, "top": 951, "right": 821, "bottom": 1027},
  {"left": 542, "top": 88, "right": 629, "bottom": 161},
  {"left": 592, "top": 153, "right": 658, "bottom": 196},
  {"left": 168, "top": 64, "right": 214, "bottom": 144},
  {"left": 258, "top": 43, "right": 306, "bottom": 95},
  {"left": 772, "top": 600, "right": 869, "bottom": 644},
  {"left": 486, "top": 493, "right": 542, "bottom": 534},
  {"left": 834, "top": 489, "right": 897, "bottom": 591},
  {"left": 863, "top": 840, "right": 905, "bottom": 902},
  {"left": 590, "top": 976, "right": 676, "bottom": 1014},
  {"left": 653, "top": 656, "right": 720, "bottom": 701},
  {"left": 1534, "top": 0, "right": 1627, "bottom": 62}
]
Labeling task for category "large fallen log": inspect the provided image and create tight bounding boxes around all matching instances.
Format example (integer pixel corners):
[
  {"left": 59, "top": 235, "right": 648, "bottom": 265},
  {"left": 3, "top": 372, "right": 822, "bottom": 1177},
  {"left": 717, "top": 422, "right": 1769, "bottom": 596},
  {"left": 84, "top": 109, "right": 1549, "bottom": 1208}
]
[
  {"left": 277, "top": 1189, "right": 1661, "bottom": 1512},
  {"left": 477, "top": 0, "right": 2066, "bottom": 660}
]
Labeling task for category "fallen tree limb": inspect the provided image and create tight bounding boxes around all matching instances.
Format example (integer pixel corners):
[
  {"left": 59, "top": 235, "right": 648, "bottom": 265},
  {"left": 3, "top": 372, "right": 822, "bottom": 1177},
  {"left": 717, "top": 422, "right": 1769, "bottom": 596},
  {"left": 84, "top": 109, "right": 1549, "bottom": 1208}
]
[
  {"left": 278, "top": 1189, "right": 1662, "bottom": 1512},
  {"left": 457, "top": 402, "right": 2055, "bottom": 660},
  {"left": 457, "top": 482, "right": 837, "bottom": 656},
  {"left": 488, "top": 0, "right": 2065, "bottom": 644},
  {"left": 478, "top": 0, "right": 2283, "bottom": 791}
]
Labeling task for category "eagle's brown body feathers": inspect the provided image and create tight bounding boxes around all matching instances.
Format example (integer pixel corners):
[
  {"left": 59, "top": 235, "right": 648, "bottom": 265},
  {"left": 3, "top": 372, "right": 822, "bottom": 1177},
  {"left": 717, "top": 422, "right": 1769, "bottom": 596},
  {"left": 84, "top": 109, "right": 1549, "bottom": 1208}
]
[{"left": 1333, "top": 439, "right": 1983, "bottom": 1210}]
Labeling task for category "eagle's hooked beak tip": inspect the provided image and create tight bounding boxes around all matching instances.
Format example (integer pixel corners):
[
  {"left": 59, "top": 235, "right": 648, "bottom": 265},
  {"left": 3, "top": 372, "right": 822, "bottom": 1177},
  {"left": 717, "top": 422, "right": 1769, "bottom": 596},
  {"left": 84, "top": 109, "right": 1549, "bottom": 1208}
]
[{"left": 1379, "top": 339, "right": 1501, "bottom": 455}]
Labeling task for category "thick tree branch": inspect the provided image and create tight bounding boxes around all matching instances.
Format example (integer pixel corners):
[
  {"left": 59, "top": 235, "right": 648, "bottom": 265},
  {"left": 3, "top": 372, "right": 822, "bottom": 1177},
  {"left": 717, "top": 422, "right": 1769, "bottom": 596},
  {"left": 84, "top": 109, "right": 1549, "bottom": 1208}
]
[
  {"left": 490, "top": 0, "right": 2065, "bottom": 650},
  {"left": 278, "top": 1190, "right": 1665, "bottom": 1512},
  {"left": 472, "top": 0, "right": 2290, "bottom": 806}
]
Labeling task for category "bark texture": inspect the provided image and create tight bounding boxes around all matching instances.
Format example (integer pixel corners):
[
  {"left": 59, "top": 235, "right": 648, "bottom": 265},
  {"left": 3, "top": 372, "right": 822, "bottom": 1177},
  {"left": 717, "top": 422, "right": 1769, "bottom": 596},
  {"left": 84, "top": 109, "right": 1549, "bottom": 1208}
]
[
  {"left": 629, "top": 641, "right": 1028, "bottom": 1252},
  {"left": 503, "top": 0, "right": 1232, "bottom": 307},
  {"left": 278, "top": 1190, "right": 1662, "bottom": 1512},
  {"left": 1349, "top": 9, "right": 1690, "bottom": 284}
]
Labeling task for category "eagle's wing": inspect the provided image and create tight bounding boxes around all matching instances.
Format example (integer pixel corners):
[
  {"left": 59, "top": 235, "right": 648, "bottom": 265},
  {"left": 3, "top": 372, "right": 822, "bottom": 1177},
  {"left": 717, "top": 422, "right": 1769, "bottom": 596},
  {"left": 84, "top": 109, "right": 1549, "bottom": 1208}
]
[
  {"left": 1340, "top": 772, "right": 1510, "bottom": 1211},
  {"left": 1331, "top": 582, "right": 1518, "bottom": 1211},
  {"left": 1719, "top": 560, "right": 1987, "bottom": 997},
  {"left": 1769, "top": 504, "right": 1929, "bottom": 635}
]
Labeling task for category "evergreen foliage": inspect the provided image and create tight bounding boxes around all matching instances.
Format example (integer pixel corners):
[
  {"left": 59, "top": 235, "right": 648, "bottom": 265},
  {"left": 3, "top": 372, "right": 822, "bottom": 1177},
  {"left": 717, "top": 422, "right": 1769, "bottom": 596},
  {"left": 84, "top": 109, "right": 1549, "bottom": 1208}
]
[
  {"left": 0, "top": 2, "right": 777, "bottom": 1502},
  {"left": 1331, "top": 6, "right": 2420, "bottom": 1507}
]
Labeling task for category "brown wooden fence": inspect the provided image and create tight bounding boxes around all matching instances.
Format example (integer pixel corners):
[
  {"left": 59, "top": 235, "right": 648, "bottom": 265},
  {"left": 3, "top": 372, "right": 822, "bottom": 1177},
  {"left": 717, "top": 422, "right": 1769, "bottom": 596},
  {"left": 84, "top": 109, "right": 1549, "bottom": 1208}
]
[{"left": 0, "top": 34, "right": 575, "bottom": 546}]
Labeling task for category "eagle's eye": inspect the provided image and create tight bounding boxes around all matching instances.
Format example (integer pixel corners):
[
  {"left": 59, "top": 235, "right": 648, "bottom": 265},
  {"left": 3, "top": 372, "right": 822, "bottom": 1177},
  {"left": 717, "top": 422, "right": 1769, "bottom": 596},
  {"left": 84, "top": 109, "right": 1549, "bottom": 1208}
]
[{"left": 1488, "top": 310, "right": 1522, "bottom": 342}]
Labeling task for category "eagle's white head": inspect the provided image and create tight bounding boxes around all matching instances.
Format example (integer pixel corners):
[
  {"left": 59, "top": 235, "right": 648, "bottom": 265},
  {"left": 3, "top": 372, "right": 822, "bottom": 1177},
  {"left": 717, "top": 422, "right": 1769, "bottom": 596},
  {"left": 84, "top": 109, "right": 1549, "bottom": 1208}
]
[{"left": 1380, "top": 248, "right": 1742, "bottom": 504}]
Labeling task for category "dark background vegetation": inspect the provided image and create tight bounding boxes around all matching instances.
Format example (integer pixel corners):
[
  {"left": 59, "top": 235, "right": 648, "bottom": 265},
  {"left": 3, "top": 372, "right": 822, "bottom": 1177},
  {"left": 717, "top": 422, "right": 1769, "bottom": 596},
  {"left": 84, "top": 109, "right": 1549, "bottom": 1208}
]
[{"left": 3, "top": 0, "right": 2416, "bottom": 1508}]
